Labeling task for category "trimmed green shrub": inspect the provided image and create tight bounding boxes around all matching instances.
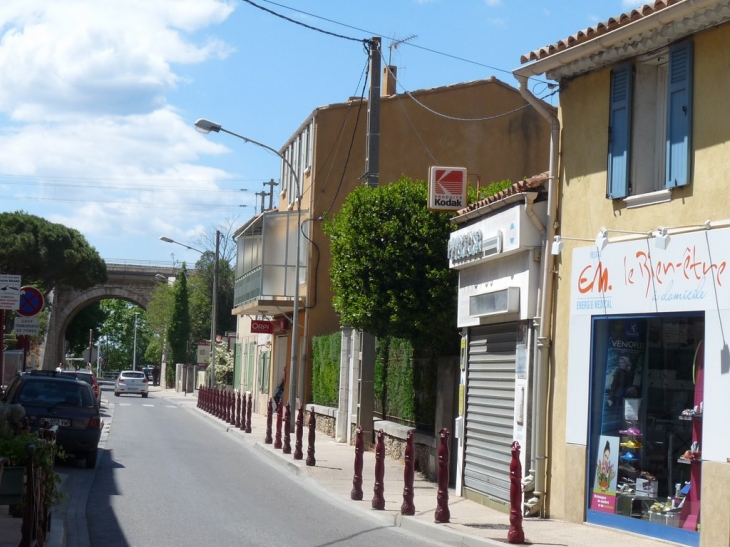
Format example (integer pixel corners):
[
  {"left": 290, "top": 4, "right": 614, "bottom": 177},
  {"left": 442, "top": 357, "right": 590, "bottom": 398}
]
[{"left": 311, "top": 332, "right": 340, "bottom": 406}]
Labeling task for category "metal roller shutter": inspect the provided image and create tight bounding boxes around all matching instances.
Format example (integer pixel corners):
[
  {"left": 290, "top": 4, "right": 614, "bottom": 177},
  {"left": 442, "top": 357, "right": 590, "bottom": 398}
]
[{"left": 463, "top": 322, "right": 517, "bottom": 503}]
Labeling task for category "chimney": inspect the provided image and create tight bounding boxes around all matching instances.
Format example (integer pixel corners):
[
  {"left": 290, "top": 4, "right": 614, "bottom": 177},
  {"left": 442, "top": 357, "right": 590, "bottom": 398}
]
[{"left": 382, "top": 65, "right": 397, "bottom": 97}]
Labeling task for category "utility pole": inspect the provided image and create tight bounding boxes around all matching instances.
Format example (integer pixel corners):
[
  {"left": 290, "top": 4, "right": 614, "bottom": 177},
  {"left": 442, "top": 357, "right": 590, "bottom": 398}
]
[
  {"left": 255, "top": 191, "right": 267, "bottom": 214},
  {"left": 263, "top": 178, "right": 278, "bottom": 210},
  {"left": 358, "top": 36, "right": 382, "bottom": 446}
]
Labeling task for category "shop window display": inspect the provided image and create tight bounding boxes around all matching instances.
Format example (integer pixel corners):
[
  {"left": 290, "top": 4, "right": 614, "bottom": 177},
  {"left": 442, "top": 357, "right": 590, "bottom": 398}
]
[{"left": 588, "top": 315, "right": 703, "bottom": 538}]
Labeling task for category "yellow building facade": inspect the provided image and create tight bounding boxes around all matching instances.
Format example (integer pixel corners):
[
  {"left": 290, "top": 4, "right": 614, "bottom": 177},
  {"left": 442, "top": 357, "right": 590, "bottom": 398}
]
[{"left": 516, "top": 2, "right": 730, "bottom": 546}]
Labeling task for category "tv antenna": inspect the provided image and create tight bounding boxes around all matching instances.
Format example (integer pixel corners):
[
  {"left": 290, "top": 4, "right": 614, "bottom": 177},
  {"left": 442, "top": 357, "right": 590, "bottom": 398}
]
[{"left": 388, "top": 34, "right": 417, "bottom": 65}]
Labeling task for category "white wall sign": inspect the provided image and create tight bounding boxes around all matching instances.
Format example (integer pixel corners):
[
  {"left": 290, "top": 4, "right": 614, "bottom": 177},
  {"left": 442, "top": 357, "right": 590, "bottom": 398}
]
[
  {"left": 428, "top": 166, "right": 467, "bottom": 211},
  {"left": 0, "top": 274, "right": 21, "bottom": 310},
  {"left": 14, "top": 316, "right": 39, "bottom": 336}
]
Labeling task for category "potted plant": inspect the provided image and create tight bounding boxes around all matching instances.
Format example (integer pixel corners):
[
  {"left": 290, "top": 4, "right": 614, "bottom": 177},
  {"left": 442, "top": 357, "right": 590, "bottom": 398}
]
[{"left": 0, "top": 403, "right": 64, "bottom": 512}]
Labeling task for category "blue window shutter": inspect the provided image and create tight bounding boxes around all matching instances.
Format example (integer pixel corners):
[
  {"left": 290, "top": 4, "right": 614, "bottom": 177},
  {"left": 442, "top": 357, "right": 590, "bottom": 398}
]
[
  {"left": 666, "top": 41, "right": 693, "bottom": 188},
  {"left": 607, "top": 64, "right": 632, "bottom": 199}
]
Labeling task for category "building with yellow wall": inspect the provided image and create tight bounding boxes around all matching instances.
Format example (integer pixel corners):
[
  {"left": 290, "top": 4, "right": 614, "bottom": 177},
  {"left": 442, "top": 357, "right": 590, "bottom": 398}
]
[{"left": 515, "top": 1, "right": 730, "bottom": 545}]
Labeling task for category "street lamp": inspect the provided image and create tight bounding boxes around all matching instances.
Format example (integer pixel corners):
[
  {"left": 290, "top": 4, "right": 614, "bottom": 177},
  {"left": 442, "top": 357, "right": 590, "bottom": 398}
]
[
  {"left": 194, "top": 117, "right": 302, "bottom": 418},
  {"left": 132, "top": 312, "right": 139, "bottom": 371},
  {"left": 159, "top": 233, "right": 220, "bottom": 387}
]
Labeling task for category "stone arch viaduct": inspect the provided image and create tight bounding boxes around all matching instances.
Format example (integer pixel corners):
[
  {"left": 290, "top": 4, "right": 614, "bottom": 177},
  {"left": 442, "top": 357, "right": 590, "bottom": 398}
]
[{"left": 40, "top": 263, "right": 178, "bottom": 370}]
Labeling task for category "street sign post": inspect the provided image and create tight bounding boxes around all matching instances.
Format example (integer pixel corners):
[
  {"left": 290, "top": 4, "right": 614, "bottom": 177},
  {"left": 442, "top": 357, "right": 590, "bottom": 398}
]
[
  {"left": 14, "top": 317, "right": 40, "bottom": 336},
  {"left": 0, "top": 275, "right": 21, "bottom": 310},
  {"left": 17, "top": 286, "right": 44, "bottom": 317}
]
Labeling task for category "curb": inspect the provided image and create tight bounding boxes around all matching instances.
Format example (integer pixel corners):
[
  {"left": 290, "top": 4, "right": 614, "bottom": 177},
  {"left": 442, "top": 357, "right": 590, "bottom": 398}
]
[{"left": 47, "top": 509, "right": 66, "bottom": 547}]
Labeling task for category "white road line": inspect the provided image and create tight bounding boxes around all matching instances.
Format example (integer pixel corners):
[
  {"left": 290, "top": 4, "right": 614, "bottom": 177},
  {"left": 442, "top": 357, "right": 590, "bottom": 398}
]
[
  {"left": 143, "top": 404, "right": 154, "bottom": 407},
  {"left": 119, "top": 403, "right": 131, "bottom": 406},
  {"left": 166, "top": 405, "right": 177, "bottom": 408}
]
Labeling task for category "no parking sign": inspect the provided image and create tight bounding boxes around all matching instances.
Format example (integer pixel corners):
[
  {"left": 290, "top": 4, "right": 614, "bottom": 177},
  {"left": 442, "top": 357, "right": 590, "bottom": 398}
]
[{"left": 17, "top": 286, "right": 44, "bottom": 317}]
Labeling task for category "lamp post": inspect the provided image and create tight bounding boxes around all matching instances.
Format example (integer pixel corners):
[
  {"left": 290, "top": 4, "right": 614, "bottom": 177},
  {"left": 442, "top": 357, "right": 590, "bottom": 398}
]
[
  {"left": 132, "top": 312, "right": 139, "bottom": 371},
  {"left": 159, "top": 234, "right": 219, "bottom": 387},
  {"left": 194, "top": 117, "right": 302, "bottom": 421}
]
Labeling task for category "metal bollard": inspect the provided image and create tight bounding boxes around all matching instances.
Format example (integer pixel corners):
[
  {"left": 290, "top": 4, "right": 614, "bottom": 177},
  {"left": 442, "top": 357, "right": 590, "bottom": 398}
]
[
  {"left": 274, "top": 398, "right": 283, "bottom": 449},
  {"left": 372, "top": 429, "right": 386, "bottom": 510},
  {"left": 293, "top": 405, "right": 304, "bottom": 459},
  {"left": 213, "top": 388, "right": 218, "bottom": 417},
  {"left": 305, "top": 406, "right": 316, "bottom": 466},
  {"left": 401, "top": 429, "right": 415, "bottom": 515},
  {"left": 199, "top": 386, "right": 204, "bottom": 410},
  {"left": 216, "top": 388, "right": 222, "bottom": 419},
  {"left": 197, "top": 386, "right": 201, "bottom": 408},
  {"left": 235, "top": 391, "right": 242, "bottom": 428},
  {"left": 227, "top": 391, "right": 234, "bottom": 424},
  {"left": 351, "top": 425, "right": 364, "bottom": 500},
  {"left": 282, "top": 403, "right": 292, "bottom": 454},
  {"left": 434, "top": 428, "right": 451, "bottom": 523},
  {"left": 238, "top": 392, "right": 246, "bottom": 431},
  {"left": 507, "top": 441, "right": 525, "bottom": 544},
  {"left": 245, "top": 393, "right": 252, "bottom": 434},
  {"left": 265, "top": 398, "right": 273, "bottom": 444}
]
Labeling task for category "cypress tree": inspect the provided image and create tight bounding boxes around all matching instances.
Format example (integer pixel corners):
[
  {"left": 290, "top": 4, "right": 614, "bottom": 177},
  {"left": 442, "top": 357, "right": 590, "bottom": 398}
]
[{"left": 167, "top": 263, "right": 191, "bottom": 368}]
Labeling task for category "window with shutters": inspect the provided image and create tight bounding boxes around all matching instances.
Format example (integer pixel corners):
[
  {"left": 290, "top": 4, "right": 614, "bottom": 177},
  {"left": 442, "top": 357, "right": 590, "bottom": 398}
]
[{"left": 607, "top": 41, "right": 693, "bottom": 205}]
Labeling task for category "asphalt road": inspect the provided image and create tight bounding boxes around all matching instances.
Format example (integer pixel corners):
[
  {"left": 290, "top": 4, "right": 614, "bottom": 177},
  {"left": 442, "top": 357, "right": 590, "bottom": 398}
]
[{"left": 63, "top": 384, "right": 441, "bottom": 547}]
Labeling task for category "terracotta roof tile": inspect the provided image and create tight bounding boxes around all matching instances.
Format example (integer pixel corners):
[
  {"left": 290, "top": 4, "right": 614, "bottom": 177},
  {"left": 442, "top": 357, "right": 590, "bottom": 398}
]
[
  {"left": 519, "top": 1, "right": 680, "bottom": 65},
  {"left": 454, "top": 172, "right": 549, "bottom": 218}
]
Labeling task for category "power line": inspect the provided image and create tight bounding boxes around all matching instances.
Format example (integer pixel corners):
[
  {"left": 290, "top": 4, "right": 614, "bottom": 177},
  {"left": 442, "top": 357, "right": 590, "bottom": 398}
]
[
  {"left": 242, "top": 0, "right": 367, "bottom": 43},
  {"left": 0, "top": 195, "right": 250, "bottom": 210},
  {"left": 259, "top": 0, "right": 542, "bottom": 80},
  {"left": 0, "top": 179, "right": 246, "bottom": 193}
]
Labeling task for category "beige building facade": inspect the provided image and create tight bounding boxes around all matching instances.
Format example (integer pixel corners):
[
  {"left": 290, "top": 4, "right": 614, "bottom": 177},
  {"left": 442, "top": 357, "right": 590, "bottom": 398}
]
[
  {"left": 515, "top": 1, "right": 730, "bottom": 545},
  {"left": 232, "top": 74, "right": 552, "bottom": 419}
]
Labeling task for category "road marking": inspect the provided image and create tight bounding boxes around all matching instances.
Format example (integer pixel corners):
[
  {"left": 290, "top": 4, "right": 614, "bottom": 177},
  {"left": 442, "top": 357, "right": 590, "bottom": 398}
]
[
  {"left": 166, "top": 405, "right": 177, "bottom": 408},
  {"left": 119, "top": 403, "right": 131, "bottom": 406},
  {"left": 143, "top": 404, "right": 154, "bottom": 407}
]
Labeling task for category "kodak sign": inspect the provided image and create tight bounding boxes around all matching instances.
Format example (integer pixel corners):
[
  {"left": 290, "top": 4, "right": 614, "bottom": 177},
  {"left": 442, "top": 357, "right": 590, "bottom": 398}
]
[{"left": 428, "top": 166, "right": 468, "bottom": 211}]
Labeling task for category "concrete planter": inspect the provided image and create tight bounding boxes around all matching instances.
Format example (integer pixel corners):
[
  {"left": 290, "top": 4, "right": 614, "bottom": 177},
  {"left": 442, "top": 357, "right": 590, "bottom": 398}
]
[{"left": 0, "top": 466, "right": 24, "bottom": 506}]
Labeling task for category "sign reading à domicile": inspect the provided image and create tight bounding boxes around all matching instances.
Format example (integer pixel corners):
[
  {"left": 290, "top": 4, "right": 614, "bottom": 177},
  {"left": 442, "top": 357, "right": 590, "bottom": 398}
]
[{"left": 428, "top": 166, "right": 467, "bottom": 211}]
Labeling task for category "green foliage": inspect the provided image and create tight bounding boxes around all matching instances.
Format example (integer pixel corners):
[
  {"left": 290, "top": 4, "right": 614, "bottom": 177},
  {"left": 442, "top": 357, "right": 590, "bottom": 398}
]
[
  {"left": 191, "top": 251, "right": 236, "bottom": 337},
  {"left": 209, "top": 340, "right": 234, "bottom": 386},
  {"left": 311, "top": 333, "right": 340, "bottom": 406},
  {"left": 325, "top": 177, "right": 459, "bottom": 353},
  {"left": 95, "top": 300, "right": 147, "bottom": 371},
  {"left": 0, "top": 405, "right": 65, "bottom": 509},
  {"left": 167, "top": 264, "right": 191, "bottom": 365},
  {"left": 66, "top": 303, "right": 108, "bottom": 354},
  {"left": 467, "top": 179, "right": 513, "bottom": 203},
  {"left": 373, "top": 337, "right": 436, "bottom": 429},
  {"left": 0, "top": 211, "right": 107, "bottom": 293}
]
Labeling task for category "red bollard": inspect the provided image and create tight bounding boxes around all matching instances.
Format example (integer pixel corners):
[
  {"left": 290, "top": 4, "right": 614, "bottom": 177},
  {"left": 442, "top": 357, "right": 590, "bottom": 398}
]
[
  {"left": 351, "top": 425, "right": 364, "bottom": 500},
  {"left": 197, "top": 386, "right": 201, "bottom": 408},
  {"left": 245, "top": 393, "right": 252, "bottom": 434},
  {"left": 372, "top": 429, "right": 386, "bottom": 510},
  {"left": 305, "top": 406, "right": 316, "bottom": 466},
  {"left": 507, "top": 441, "right": 525, "bottom": 544},
  {"left": 216, "top": 388, "right": 222, "bottom": 419},
  {"left": 293, "top": 405, "right": 303, "bottom": 459},
  {"left": 239, "top": 391, "right": 246, "bottom": 430},
  {"left": 227, "top": 391, "right": 233, "bottom": 424},
  {"left": 401, "top": 429, "right": 415, "bottom": 515},
  {"left": 213, "top": 388, "right": 218, "bottom": 417},
  {"left": 235, "top": 391, "right": 242, "bottom": 428},
  {"left": 434, "top": 428, "right": 451, "bottom": 523},
  {"left": 274, "top": 399, "right": 283, "bottom": 449},
  {"left": 282, "top": 403, "right": 292, "bottom": 454},
  {"left": 198, "top": 386, "right": 204, "bottom": 410},
  {"left": 264, "top": 398, "right": 273, "bottom": 444}
]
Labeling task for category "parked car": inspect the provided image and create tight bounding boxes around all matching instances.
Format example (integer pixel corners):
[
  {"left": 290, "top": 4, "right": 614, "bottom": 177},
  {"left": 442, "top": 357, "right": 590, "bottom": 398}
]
[
  {"left": 2, "top": 370, "right": 102, "bottom": 468},
  {"left": 115, "top": 371, "right": 149, "bottom": 397},
  {"left": 60, "top": 370, "right": 101, "bottom": 407}
]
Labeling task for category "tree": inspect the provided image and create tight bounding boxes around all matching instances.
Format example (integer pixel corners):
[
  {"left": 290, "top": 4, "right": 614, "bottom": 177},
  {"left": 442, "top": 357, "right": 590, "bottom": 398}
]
[
  {"left": 0, "top": 211, "right": 107, "bottom": 292},
  {"left": 190, "top": 251, "right": 235, "bottom": 339},
  {"left": 167, "top": 264, "right": 191, "bottom": 368},
  {"left": 96, "top": 300, "right": 147, "bottom": 371},
  {"left": 325, "top": 177, "right": 458, "bottom": 352},
  {"left": 66, "top": 303, "right": 108, "bottom": 354}
]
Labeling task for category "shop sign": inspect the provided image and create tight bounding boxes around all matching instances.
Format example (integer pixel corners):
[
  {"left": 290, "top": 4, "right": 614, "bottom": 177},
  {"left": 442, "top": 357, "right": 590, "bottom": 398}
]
[
  {"left": 250, "top": 319, "right": 286, "bottom": 334},
  {"left": 448, "top": 230, "right": 483, "bottom": 261},
  {"left": 570, "top": 229, "right": 730, "bottom": 315},
  {"left": 428, "top": 166, "right": 467, "bottom": 211},
  {"left": 0, "top": 274, "right": 21, "bottom": 310}
]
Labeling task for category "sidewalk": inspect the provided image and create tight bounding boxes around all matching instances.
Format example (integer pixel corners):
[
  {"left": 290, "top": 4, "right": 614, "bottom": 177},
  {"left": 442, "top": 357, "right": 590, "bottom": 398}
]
[
  {"left": 157, "top": 387, "right": 682, "bottom": 547},
  {"left": 1, "top": 387, "right": 683, "bottom": 547}
]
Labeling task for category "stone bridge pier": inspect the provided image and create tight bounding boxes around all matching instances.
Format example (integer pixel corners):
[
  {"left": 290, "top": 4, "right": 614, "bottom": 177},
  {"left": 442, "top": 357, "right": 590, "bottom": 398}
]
[{"left": 41, "top": 263, "right": 178, "bottom": 370}]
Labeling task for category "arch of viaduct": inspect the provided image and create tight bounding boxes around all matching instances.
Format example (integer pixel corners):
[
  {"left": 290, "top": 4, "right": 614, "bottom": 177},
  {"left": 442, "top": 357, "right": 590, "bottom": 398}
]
[{"left": 40, "top": 264, "right": 179, "bottom": 370}]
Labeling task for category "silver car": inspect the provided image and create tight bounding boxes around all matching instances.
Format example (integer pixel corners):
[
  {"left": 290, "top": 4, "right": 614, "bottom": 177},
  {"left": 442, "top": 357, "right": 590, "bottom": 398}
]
[{"left": 114, "top": 370, "right": 149, "bottom": 398}]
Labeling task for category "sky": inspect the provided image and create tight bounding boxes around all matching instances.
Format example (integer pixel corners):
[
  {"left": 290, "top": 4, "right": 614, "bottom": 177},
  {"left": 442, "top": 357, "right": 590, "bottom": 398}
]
[{"left": 0, "top": 0, "right": 645, "bottom": 268}]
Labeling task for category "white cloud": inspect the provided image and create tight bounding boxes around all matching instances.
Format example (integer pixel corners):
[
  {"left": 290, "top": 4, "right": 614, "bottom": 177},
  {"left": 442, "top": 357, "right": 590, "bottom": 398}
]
[{"left": 0, "top": 1, "right": 234, "bottom": 122}]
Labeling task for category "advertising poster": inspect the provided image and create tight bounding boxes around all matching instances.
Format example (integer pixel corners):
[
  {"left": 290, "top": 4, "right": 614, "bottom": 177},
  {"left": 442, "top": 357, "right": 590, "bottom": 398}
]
[
  {"left": 602, "top": 319, "right": 646, "bottom": 432},
  {"left": 591, "top": 435, "right": 619, "bottom": 513}
]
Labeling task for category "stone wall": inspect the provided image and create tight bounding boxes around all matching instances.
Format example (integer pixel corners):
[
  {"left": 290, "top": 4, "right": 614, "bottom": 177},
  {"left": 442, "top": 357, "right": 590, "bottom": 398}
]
[{"left": 308, "top": 405, "right": 439, "bottom": 481}]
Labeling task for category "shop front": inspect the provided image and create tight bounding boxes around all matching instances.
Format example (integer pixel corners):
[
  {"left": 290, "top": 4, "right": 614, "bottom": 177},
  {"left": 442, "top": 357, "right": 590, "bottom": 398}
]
[
  {"left": 565, "top": 227, "right": 730, "bottom": 546},
  {"left": 450, "top": 193, "right": 546, "bottom": 509}
]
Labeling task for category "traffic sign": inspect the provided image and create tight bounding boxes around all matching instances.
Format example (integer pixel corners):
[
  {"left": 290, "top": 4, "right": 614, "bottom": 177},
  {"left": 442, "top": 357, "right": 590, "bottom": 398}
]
[
  {"left": 17, "top": 286, "right": 45, "bottom": 317},
  {"left": 0, "top": 274, "right": 21, "bottom": 310},
  {"left": 14, "top": 316, "right": 40, "bottom": 336}
]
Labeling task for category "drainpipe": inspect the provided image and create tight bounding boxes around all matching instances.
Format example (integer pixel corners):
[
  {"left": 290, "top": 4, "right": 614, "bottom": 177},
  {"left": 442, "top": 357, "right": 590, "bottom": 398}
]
[
  {"left": 514, "top": 74, "right": 560, "bottom": 518},
  {"left": 524, "top": 192, "right": 546, "bottom": 236}
]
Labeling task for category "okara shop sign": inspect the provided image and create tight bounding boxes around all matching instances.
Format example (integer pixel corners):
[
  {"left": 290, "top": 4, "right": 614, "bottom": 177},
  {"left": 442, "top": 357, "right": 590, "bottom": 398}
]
[
  {"left": 570, "top": 228, "right": 729, "bottom": 316},
  {"left": 428, "top": 166, "right": 467, "bottom": 211}
]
